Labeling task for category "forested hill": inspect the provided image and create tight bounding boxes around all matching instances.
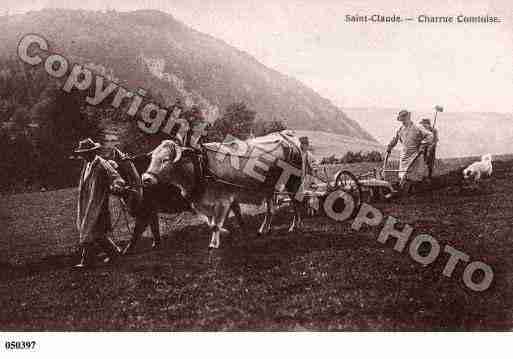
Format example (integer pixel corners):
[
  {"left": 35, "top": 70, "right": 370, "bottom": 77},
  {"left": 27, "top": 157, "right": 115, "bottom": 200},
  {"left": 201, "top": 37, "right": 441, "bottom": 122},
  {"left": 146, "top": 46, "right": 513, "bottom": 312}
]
[{"left": 0, "top": 8, "right": 376, "bottom": 141}]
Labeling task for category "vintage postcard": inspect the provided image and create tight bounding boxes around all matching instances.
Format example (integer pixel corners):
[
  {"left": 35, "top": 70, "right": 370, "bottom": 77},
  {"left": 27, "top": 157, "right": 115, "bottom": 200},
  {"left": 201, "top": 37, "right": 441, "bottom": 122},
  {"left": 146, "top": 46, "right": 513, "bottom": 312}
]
[{"left": 0, "top": 0, "right": 511, "bottom": 355}]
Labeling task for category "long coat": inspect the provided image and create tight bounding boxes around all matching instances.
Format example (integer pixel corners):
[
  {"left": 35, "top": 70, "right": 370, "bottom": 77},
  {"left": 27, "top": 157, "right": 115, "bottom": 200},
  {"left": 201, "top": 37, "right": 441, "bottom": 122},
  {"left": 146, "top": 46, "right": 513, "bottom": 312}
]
[
  {"left": 76, "top": 156, "right": 125, "bottom": 244},
  {"left": 387, "top": 123, "right": 434, "bottom": 181}
]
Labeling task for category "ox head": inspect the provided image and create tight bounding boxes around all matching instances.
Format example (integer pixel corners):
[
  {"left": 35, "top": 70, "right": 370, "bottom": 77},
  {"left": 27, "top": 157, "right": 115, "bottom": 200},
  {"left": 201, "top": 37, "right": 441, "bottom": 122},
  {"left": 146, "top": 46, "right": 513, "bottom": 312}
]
[{"left": 142, "top": 140, "right": 183, "bottom": 187}]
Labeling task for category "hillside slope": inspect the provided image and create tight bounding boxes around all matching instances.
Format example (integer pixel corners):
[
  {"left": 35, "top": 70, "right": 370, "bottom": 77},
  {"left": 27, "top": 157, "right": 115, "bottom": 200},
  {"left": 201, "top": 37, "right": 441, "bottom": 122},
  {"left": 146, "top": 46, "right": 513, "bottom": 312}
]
[{"left": 0, "top": 9, "right": 376, "bottom": 143}]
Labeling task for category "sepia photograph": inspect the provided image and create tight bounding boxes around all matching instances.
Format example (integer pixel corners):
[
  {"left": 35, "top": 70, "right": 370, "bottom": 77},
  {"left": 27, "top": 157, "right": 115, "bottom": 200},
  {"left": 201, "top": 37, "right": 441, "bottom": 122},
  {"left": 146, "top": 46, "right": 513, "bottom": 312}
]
[{"left": 0, "top": 0, "right": 512, "bottom": 353}]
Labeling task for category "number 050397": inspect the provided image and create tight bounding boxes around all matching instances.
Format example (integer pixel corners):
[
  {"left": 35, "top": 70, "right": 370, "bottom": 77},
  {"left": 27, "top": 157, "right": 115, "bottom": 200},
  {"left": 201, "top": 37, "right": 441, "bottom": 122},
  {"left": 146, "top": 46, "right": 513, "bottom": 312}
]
[{"left": 4, "top": 341, "right": 37, "bottom": 350}]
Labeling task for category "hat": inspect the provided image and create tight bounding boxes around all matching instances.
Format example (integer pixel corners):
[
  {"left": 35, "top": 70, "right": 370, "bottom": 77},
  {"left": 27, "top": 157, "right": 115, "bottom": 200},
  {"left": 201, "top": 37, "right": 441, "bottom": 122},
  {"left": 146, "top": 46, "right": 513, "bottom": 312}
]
[
  {"left": 74, "top": 138, "right": 101, "bottom": 153},
  {"left": 189, "top": 106, "right": 204, "bottom": 121},
  {"left": 173, "top": 98, "right": 183, "bottom": 109},
  {"left": 420, "top": 118, "right": 431, "bottom": 125},
  {"left": 190, "top": 106, "right": 201, "bottom": 115},
  {"left": 397, "top": 110, "right": 410, "bottom": 121}
]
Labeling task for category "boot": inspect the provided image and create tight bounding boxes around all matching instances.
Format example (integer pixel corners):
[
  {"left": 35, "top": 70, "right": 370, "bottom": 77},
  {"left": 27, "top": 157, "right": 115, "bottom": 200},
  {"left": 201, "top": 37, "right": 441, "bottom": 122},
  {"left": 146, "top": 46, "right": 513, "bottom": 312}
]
[
  {"left": 98, "top": 237, "right": 121, "bottom": 264},
  {"left": 151, "top": 238, "right": 161, "bottom": 251},
  {"left": 74, "top": 244, "right": 96, "bottom": 268}
]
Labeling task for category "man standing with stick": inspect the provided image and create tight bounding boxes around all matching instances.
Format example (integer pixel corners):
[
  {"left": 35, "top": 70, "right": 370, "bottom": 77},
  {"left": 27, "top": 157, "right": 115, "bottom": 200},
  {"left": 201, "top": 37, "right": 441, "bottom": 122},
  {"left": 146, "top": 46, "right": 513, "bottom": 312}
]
[
  {"left": 420, "top": 118, "right": 438, "bottom": 180},
  {"left": 420, "top": 106, "right": 443, "bottom": 180},
  {"left": 386, "top": 110, "right": 434, "bottom": 196}
]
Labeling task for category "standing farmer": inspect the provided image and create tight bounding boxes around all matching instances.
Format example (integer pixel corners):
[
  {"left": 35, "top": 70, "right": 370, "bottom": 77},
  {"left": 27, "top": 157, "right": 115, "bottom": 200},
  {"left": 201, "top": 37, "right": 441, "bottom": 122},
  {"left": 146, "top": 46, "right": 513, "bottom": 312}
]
[
  {"left": 420, "top": 118, "right": 439, "bottom": 180},
  {"left": 299, "top": 136, "right": 313, "bottom": 181},
  {"left": 386, "top": 110, "right": 434, "bottom": 195},
  {"left": 74, "top": 138, "right": 126, "bottom": 268}
]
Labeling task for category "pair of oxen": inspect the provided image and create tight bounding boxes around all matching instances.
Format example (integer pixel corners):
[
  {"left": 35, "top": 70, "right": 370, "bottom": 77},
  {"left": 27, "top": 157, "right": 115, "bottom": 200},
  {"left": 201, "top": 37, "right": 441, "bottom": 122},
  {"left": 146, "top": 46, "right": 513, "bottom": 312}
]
[{"left": 112, "top": 130, "right": 308, "bottom": 251}]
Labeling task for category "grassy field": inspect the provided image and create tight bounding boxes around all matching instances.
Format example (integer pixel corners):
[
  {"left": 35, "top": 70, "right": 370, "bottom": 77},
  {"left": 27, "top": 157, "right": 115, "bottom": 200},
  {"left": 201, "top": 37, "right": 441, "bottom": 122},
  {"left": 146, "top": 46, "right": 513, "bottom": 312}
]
[{"left": 1, "top": 156, "right": 513, "bottom": 330}]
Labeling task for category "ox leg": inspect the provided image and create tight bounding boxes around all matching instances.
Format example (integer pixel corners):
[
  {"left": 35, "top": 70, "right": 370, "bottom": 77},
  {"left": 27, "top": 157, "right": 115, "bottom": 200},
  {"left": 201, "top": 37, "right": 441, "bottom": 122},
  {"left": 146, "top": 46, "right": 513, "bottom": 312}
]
[
  {"left": 149, "top": 212, "right": 161, "bottom": 250},
  {"left": 258, "top": 197, "right": 273, "bottom": 235},
  {"left": 288, "top": 199, "right": 303, "bottom": 232},
  {"left": 209, "top": 201, "right": 231, "bottom": 249},
  {"left": 385, "top": 184, "right": 395, "bottom": 199},
  {"left": 400, "top": 179, "right": 412, "bottom": 197},
  {"left": 265, "top": 197, "right": 274, "bottom": 233},
  {"left": 231, "top": 200, "right": 244, "bottom": 230},
  {"left": 257, "top": 215, "right": 267, "bottom": 236},
  {"left": 209, "top": 229, "right": 219, "bottom": 250},
  {"left": 123, "top": 216, "right": 148, "bottom": 255},
  {"left": 266, "top": 197, "right": 274, "bottom": 234}
]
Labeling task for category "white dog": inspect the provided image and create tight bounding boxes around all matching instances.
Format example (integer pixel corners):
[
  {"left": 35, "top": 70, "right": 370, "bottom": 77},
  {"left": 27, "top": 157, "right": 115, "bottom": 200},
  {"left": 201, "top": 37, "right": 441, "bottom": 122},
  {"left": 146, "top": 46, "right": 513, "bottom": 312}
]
[{"left": 462, "top": 154, "right": 493, "bottom": 182}]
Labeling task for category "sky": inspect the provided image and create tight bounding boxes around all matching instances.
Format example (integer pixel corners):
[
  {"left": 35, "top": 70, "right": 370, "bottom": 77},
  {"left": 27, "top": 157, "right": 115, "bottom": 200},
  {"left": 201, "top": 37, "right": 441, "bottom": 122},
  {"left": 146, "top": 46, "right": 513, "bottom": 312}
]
[{"left": 4, "top": 0, "right": 513, "bottom": 113}]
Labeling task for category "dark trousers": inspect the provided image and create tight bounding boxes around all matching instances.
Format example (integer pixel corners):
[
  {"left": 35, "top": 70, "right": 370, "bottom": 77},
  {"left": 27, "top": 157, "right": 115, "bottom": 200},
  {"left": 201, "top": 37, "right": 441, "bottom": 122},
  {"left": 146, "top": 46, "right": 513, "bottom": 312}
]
[{"left": 425, "top": 146, "right": 436, "bottom": 178}]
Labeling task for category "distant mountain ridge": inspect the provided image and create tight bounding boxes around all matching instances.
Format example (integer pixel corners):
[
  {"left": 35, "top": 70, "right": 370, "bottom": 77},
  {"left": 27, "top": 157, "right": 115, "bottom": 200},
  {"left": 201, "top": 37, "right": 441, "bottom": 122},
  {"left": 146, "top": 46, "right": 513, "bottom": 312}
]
[{"left": 0, "top": 8, "right": 377, "bottom": 143}]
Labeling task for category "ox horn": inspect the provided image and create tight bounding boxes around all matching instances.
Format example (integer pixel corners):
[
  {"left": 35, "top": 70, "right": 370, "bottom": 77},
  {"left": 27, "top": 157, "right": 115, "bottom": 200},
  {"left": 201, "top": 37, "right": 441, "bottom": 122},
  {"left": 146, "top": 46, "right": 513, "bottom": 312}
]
[{"left": 173, "top": 144, "right": 183, "bottom": 163}]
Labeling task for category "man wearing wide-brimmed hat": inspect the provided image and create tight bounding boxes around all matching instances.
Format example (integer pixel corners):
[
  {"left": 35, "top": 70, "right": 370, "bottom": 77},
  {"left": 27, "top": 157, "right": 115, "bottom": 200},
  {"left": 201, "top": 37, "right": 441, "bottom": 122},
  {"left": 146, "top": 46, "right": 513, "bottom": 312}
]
[
  {"left": 299, "top": 136, "right": 313, "bottom": 178},
  {"left": 298, "top": 136, "right": 318, "bottom": 213},
  {"left": 419, "top": 118, "right": 438, "bottom": 180},
  {"left": 297, "top": 136, "right": 315, "bottom": 196},
  {"left": 74, "top": 138, "right": 126, "bottom": 268},
  {"left": 386, "top": 110, "right": 434, "bottom": 195},
  {"left": 185, "top": 105, "right": 207, "bottom": 149}
]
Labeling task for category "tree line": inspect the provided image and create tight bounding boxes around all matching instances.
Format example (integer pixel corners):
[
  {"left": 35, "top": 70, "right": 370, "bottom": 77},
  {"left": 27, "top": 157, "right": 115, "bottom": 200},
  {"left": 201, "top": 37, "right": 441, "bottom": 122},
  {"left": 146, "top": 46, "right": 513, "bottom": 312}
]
[
  {"left": 0, "top": 58, "right": 286, "bottom": 192},
  {"left": 320, "top": 150, "right": 383, "bottom": 165}
]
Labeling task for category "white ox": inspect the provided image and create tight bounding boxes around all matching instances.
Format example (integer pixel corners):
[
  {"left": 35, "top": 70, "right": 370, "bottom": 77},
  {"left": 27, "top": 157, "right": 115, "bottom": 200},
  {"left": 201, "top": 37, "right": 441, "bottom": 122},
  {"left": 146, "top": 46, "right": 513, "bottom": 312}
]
[{"left": 142, "top": 131, "right": 307, "bottom": 249}]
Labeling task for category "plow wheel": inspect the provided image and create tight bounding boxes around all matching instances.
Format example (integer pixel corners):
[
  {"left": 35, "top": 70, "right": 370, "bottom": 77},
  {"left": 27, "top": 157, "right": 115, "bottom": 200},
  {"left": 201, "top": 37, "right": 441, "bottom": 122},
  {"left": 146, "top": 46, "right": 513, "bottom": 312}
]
[{"left": 334, "top": 170, "right": 362, "bottom": 218}]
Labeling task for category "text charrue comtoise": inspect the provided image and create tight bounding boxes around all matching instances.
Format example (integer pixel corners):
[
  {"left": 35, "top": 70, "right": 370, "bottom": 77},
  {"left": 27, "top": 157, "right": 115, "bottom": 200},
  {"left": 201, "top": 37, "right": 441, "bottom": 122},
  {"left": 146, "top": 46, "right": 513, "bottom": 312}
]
[{"left": 345, "top": 14, "right": 501, "bottom": 24}]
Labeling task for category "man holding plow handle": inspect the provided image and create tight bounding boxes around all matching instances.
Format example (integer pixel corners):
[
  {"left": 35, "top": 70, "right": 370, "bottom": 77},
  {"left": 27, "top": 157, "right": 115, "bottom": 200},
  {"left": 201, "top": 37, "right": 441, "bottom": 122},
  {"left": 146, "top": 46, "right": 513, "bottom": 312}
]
[{"left": 386, "top": 110, "right": 434, "bottom": 195}]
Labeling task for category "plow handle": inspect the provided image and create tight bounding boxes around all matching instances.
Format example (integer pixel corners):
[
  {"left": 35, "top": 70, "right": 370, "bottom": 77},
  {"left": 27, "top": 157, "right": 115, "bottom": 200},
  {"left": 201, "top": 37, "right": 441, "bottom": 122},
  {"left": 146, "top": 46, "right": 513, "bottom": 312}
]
[{"left": 380, "top": 151, "right": 390, "bottom": 179}]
